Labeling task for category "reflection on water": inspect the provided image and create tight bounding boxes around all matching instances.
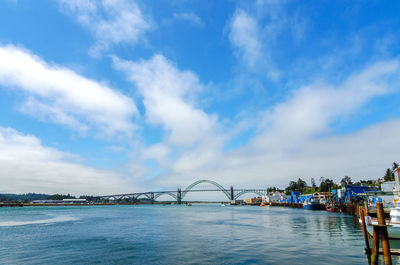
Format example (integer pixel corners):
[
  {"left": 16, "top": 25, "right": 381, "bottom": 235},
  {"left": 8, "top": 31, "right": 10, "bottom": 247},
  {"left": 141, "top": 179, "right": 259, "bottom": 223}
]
[{"left": 0, "top": 205, "right": 397, "bottom": 264}]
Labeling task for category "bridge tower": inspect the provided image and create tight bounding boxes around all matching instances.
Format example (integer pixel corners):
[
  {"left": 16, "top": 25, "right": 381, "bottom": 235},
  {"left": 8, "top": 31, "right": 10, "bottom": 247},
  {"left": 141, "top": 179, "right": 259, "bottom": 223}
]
[
  {"left": 230, "top": 186, "right": 234, "bottom": 201},
  {"left": 177, "top": 188, "right": 182, "bottom": 204}
]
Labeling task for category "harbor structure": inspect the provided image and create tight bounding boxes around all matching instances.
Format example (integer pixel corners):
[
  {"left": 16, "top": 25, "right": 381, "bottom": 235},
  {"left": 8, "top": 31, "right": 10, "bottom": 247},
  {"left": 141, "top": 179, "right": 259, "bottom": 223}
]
[{"left": 31, "top": 198, "right": 88, "bottom": 204}]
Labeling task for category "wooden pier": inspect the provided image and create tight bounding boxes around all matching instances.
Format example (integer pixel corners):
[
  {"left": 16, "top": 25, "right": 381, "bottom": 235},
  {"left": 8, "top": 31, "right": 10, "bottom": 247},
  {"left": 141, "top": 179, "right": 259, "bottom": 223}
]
[
  {"left": 360, "top": 202, "right": 395, "bottom": 265},
  {"left": 269, "top": 202, "right": 303, "bottom": 208}
]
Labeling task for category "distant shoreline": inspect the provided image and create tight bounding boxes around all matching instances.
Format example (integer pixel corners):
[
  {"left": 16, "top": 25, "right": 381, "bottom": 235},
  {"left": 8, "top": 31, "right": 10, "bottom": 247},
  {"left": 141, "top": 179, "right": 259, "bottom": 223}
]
[{"left": 21, "top": 201, "right": 229, "bottom": 207}]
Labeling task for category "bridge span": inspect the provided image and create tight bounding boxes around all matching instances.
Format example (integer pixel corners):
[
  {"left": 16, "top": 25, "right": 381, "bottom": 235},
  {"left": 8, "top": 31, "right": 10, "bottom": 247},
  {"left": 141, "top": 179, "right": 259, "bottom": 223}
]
[{"left": 97, "top": 180, "right": 267, "bottom": 204}]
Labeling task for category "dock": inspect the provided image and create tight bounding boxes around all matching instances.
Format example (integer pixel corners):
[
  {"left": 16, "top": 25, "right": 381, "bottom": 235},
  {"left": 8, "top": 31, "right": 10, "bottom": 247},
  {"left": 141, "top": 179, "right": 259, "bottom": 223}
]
[{"left": 269, "top": 202, "right": 303, "bottom": 208}]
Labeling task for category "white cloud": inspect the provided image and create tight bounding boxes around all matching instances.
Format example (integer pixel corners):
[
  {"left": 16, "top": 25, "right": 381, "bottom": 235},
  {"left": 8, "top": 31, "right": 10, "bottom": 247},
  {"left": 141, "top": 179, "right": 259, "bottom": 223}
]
[
  {"left": 229, "top": 9, "right": 280, "bottom": 81},
  {"left": 173, "top": 12, "right": 204, "bottom": 27},
  {"left": 229, "top": 9, "right": 262, "bottom": 69},
  {"left": 255, "top": 60, "right": 398, "bottom": 145},
  {"left": 228, "top": 2, "right": 309, "bottom": 81},
  {"left": 112, "top": 54, "right": 229, "bottom": 186},
  {"left": 0, "top": 127, "right": 135, "bottom": 195},
  {"left": 58, "top": 0, "right": 151, "bottom": 56},
  {"left": 113, "top": 54, "right": 218, "bottom": 146},
  {"left": 0, "top": 45, "right": 137, "bottom": 136}
]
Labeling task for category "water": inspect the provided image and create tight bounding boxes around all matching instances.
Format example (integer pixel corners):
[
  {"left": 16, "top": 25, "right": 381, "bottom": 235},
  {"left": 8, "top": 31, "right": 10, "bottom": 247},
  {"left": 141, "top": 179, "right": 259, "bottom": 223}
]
[{"left": 0, "top": 205, "right": 395, "bottom": 264}]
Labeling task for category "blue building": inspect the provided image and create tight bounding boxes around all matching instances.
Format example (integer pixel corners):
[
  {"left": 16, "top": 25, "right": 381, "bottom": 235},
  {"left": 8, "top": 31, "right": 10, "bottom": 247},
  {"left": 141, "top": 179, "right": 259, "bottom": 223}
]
[
  {"left": 344, "top": 185, "right": 379, "bottom": 202},
  {"left": 299, "top": 194, "right": 313, "bottom": 203}
]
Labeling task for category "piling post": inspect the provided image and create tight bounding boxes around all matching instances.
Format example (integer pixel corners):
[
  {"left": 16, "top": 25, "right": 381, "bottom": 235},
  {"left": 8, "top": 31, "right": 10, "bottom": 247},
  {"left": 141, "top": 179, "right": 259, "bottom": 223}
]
[
  {"left": 377, "top": 202, "right": 385, "bottom": 225},
  {"left": 371, "top": 226, "right": 379, "bottom": 265},
  {"left": 377, "top": 202, "right": 392, "bottom": 265},
  {"left": 360, "top": 207, "right": 371, "bottom": 254}
]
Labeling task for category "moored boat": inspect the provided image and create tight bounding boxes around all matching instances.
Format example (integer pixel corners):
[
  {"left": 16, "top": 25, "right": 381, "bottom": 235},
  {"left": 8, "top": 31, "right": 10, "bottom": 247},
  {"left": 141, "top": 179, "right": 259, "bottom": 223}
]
[
  {"left": 326, "top": 203, "right": 339, "bottom": 212},
  {"left": 303, "top": 199, "right": 321, "bottom": 210}
]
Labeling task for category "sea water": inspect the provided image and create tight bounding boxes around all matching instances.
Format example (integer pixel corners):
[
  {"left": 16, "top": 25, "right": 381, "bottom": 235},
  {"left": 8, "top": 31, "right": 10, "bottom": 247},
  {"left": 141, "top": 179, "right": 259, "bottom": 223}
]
[{"left": 0, "top": 205, "right": 395, "bottom": 264}]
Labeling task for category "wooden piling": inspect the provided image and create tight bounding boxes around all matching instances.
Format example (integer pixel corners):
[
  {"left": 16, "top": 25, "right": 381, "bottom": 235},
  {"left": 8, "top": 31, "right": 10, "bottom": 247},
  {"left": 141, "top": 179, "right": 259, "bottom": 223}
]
[
  {"left": 360, "top": 207, "right": 371, "bottom": 254},
  {"left": 377, "top": 202, "right": 392, "bottom": 265},
  {"left": 371, "top": 226, "right": 379, "bottom": 265},
  {"left": 377, "top": 203, "right": 386, "bottom": 225},
  {"left": 371, "top": 202, "right": 392, "bottom": 265}
]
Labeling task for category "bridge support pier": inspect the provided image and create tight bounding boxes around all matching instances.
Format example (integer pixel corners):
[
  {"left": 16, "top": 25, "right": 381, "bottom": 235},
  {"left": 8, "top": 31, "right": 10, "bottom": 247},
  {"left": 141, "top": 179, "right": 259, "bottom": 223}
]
[
  {"left": 177, "top": 188, "right": 182, "bottom": 204},
  {"left": 150, "top": 192, "right": 154, "bottom": 204},
  {"left": 230, "top": 186, "right": 236, "bottom": 205}
]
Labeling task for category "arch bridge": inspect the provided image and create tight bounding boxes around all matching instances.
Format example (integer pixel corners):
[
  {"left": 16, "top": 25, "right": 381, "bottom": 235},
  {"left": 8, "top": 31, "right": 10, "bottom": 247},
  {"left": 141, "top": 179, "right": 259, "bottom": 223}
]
[{"left": 97, "top": 180, "right": 267, "bottom": 204}]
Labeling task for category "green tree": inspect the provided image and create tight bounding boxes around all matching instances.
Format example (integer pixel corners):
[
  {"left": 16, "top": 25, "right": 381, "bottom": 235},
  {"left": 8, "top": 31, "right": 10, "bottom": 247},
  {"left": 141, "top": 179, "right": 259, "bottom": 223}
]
[
  {"left": 384, "top": 168, "right": 394, "bottom": 182},
  {"left": 296, "top": 178, "right": 307, "bottom": 190},
  {"left": 285, "top": 181, "right": 297, "bottom": 192},
  {"left": 311, "top": 178, "right": 316, "bottom": 188},
  {"left": 320, "top": 178, "right": 335, "bottom": 192},
  {"left": 340, "top": 176, "right": 352, "bottom": 186}
]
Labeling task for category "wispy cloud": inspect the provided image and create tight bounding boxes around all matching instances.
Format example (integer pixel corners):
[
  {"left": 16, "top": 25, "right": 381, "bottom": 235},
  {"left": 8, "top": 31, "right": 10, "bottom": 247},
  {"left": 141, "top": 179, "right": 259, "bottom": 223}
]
[
  {"left": 0, "top": 45, "right": 138, "bottom": 136},
  {"left": 58, "top": 0, "right": 152, "bottom": 57},
  {"left": 0, "top": 127, "right": 135, "bottom": 195},
  {"left": 229, "top": 9, "right": 262, "bottom": 69},
  {"left": 229, "top": 9, "right": 280, "bottom": 81},
  {"left": 228, "top": 1, "right": 309, "bottom": 81},
  {"left": 173, "top": 12, "right": 204, "bottom": 28}
]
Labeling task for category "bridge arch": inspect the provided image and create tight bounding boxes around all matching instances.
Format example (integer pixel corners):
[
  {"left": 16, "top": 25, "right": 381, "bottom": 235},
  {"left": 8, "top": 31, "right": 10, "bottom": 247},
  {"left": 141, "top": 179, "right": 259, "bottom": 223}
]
[
  {"left": 135, "top": 193, "right": 152, "bottom": 200},
  {"left": 154, "top": 192, "right": 177, "bottom": 201},
  {"left": 182, "top": 180, "right": 230, "bottom": 200},
  {"left": 120, "top": 195, "right": 133, "bottom": 200}
]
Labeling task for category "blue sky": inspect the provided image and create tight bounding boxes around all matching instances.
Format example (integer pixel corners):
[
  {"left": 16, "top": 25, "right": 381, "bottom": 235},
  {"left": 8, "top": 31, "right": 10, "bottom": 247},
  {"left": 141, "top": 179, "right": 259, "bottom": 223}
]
[{"left": 0, "top": 0, "right": 400, "bottom": 196}]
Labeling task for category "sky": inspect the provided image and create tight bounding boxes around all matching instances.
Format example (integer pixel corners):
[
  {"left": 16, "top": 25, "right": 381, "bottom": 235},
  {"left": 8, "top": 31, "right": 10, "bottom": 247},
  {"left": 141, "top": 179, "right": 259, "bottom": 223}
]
[{"left": 0, "top": 0, "right": 400, "bottom": 197}]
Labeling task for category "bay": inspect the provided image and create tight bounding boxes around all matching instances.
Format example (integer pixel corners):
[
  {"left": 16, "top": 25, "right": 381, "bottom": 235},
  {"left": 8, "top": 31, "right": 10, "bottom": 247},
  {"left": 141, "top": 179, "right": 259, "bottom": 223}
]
[{"left": 0, "top": 205, "right": 393, "bottom": 264}]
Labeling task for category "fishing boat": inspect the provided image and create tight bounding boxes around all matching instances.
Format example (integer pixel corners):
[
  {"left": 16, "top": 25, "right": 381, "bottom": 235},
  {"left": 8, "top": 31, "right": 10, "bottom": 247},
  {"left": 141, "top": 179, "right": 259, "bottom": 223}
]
[
  {"left": 221, "top": 203, "right": 226, "bottom": 207},
  {"left": 326, "top": 203, "right": 339, "bottom": 212},
  {"left": 303, "top": 198, "right": 321, "bottom": 210}
]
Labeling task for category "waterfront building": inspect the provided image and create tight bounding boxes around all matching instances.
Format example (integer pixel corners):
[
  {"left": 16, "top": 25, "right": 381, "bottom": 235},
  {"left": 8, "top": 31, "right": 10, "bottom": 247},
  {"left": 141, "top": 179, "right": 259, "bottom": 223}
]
[
  {"left": 245, "top": 197, "right": 262, "bottom": 205},
  {"left": 312, "top": 192, "right": 333, "bottom": 203},
  {"left": 299, "top": 194, "right": 313, "bottom": 203},
  {"left": 263, "top": 192, "right": 290, "bottom": 203},
  {"left": 344, "top": 185, "right": 379, "bottom": 202},
  {"left": 381, "top": 181, "right": 396, "bottom": 192},
  {"left": 366, "top": 181, "right": 398, "bottom": 207}
]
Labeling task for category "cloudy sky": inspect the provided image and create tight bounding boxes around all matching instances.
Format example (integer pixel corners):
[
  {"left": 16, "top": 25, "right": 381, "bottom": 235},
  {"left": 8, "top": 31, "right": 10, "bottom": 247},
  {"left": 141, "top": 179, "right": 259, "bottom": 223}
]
[{"left": 0, "top": 0, "right": 400, "bottom": 196}]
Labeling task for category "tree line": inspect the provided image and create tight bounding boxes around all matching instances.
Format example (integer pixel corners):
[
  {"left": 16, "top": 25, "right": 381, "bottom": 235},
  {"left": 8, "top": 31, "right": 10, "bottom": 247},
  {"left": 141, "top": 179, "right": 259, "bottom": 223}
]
[
  {"left": 0, "top": 193, "right": 77, "bottom": 202},
  {"left": 272, "top": 161, "right": 399, "bottom": 195}
]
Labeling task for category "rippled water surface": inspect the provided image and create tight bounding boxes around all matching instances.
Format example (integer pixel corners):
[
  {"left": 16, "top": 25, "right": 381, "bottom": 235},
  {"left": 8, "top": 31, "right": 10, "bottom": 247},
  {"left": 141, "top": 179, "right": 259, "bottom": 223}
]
[{"left": 0, "top": 205, "right": 394, "bottom": 264}]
